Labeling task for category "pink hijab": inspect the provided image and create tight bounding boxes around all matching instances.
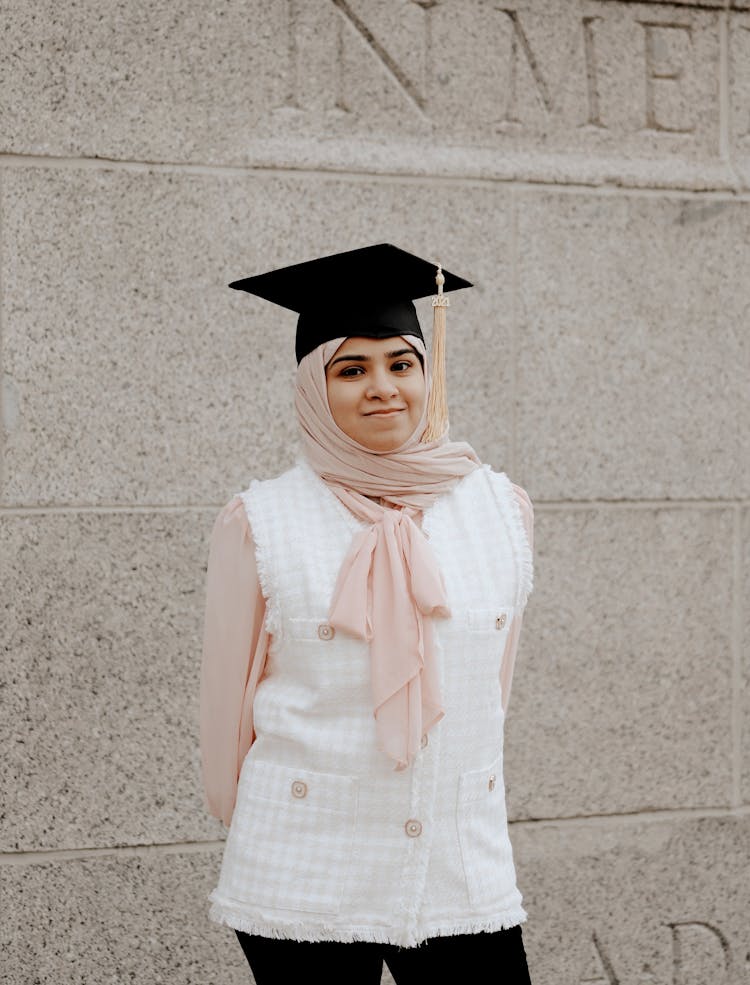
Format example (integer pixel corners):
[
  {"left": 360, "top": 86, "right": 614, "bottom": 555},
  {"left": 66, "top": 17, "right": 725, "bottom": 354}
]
[{"left": 294, "top": 335, "right": 481, "bottom": 769}]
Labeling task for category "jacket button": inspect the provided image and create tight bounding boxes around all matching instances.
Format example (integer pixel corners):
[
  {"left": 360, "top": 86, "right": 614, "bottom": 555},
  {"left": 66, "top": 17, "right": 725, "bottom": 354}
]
[
  {"left": 405, "top": 819, "right": 422, "bottom": 838},
  {"left": 420, "top": 733, "right": 428, "bottom": 749},
  {"left": 495, "top": 613, "right": 507, "bottom": 630},
  {"left": 488, "top": 774, "right": 496, "bottom": 792},
  {"left": 291, "top": 780, "right": 308, "bottom": 799},
  {"left": 317, "top": 623, "right": 335, "bottom": 641}
]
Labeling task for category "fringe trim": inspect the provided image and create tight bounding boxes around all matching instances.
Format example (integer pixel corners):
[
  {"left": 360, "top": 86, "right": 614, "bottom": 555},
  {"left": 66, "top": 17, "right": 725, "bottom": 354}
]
[
  {"left": 239, "top": 482, "right": 282, "bottom": 640},
  {"left": 486, "top": 467, "right": 534, "bottom": 610},
  {"left": 296, "top": 458, "right": 368, "bottom": 536},
  {"left": 208, "top": 898, "right": 527, "bottom": 948}
]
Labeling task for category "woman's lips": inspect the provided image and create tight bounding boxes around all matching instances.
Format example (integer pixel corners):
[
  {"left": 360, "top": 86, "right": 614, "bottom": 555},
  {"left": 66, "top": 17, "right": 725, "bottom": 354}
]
[{"left": 365, "top": 408, "right": 405, "bottom": 416}]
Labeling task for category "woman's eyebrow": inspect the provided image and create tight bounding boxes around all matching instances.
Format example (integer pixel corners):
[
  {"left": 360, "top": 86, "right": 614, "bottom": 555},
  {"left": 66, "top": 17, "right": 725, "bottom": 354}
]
[
  {"left": 328, "top": 348, "right": 415, "bottom": 367},
  {"left": 329, "top": 354, "right": 368, "bottom": 366}
]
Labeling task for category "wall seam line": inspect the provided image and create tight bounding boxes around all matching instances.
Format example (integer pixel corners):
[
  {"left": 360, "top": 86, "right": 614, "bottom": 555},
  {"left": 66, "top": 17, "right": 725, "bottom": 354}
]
[
  {"left": 0, "top": 165, "right": 4, "bottom": 497},
  {"left": 0, "top": 152, "right": 746, "bottom": 197},
  {"left": 0, "top": 504, "right": 226, "bottom": 515},
  {"left": 511, "top": 803, "right": 750, "bottom": 829},
  {"left": 1, "top": 499, "right": 747, "bottom": 517},
  {"left": 510, "top": 187, "right": 519, "bottom": 478},
  {"left": 0, "top": 839, "right": 227, "bottom": 865},
  {"left": 731, "top": 503, "right": 743, "bottom": 805},
  {"left": 718, "top": 2, "right": 744, "bottom": 190},
  {"left": 720, "top": 5, "right": 730, "bottom": 163},
  {"left": 4, "top": 804, "right": 750, "bottom": 867}
]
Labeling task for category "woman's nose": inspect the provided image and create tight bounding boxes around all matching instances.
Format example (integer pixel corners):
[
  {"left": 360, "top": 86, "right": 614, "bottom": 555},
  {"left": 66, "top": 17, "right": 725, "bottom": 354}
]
[{"left": 366, "top": 370, "right": 398, "bottom": 399}]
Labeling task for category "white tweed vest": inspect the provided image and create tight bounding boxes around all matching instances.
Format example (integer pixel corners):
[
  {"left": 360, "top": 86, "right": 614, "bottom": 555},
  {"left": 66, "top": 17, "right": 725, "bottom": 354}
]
[{"left": 209, "top": 460, "right": 533, "bottom": 947}]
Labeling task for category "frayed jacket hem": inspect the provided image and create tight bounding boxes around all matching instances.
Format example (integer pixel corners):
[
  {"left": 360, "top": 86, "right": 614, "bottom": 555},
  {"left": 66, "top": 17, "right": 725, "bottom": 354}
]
[{"left": 208, "top": 897, "right": 527, "bottom": 948}]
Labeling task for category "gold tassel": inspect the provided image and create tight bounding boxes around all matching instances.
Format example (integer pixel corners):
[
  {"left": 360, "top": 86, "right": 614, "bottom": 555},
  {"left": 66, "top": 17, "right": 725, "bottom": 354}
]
[{"left": 423, "top": 263, "right": 449, "bottom": 442}]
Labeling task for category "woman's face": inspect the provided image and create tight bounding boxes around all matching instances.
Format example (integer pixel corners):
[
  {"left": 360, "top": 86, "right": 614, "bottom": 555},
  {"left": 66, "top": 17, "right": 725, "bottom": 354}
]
[{"left": 325, "top": 335, "right": 426, "bottom": 452}]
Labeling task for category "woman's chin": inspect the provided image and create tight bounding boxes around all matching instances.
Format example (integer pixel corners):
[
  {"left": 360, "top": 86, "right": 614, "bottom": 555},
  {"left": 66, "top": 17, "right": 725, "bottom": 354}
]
[
  {"left": 345, "top": 420, "right": 407, "bottom": 452},
  {"left": 360, "top": 436, "right": 404, "bottom": 452}
]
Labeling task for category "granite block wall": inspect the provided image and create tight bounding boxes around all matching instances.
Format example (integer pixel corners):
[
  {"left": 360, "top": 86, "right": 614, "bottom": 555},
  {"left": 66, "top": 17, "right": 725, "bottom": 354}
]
[{"left": 2, "top": 2, "right": 748, "bottom": 983}]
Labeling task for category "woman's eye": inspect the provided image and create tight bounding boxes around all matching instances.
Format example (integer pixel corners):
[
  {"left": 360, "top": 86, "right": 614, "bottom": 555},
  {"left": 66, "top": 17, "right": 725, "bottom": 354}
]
[
  {"left": 392, "top": 360, "right": 413, "bottom": 372},
  {"left": 339, "top": 366, "right": 364, "bottom": 377}
]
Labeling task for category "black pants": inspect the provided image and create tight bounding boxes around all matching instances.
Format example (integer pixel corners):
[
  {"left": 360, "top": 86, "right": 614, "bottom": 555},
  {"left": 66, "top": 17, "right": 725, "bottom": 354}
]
[{"left": 235, "top": 925, "right": 532, "bottom": 984}]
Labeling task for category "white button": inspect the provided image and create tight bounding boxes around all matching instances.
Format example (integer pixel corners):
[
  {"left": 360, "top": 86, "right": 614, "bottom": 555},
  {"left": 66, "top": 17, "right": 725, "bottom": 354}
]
[
  {"left": 317, "top": 623, "right": 335, "bottom": 641},
  {"left": 420, "top": 733, "right": 428, "bottom": 749},
  {"left": 291, "top": 780, "right": 308, "bottom": 798},
  {"left": 495, "top": 613, "right": 507, "bottom": 630},
  {"left": 405, "top": 818, "right": 423, "bottom": 838},
  {"left": 488, "top": 775, "right": 496, "bottom": 792}
]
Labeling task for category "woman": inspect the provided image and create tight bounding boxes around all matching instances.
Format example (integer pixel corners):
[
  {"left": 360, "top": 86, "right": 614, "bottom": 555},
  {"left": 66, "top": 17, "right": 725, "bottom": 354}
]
[{"left": 200, "top": 244, "right": 534, "bottom": 983}]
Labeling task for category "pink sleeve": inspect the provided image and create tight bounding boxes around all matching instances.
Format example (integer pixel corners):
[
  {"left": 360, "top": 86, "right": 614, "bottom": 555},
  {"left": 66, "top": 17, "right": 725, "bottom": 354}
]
[
  {"left": 200, "top": 495, "right": 270, "bottom": 827},
  {"left": 500, "top": 484, "right": 534, "bottom": 714}
]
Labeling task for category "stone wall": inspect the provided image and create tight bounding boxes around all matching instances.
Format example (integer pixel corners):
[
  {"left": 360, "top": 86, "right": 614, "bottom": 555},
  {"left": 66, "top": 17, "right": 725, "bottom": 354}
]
[{"left": 2, "top": 2, "right": 748, "bottom": 983}]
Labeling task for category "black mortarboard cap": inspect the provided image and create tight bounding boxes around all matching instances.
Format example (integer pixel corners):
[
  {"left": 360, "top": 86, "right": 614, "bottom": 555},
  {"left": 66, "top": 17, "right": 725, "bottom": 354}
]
[{"left": 228, "top": 243, "right": 473, "bottom": 363}]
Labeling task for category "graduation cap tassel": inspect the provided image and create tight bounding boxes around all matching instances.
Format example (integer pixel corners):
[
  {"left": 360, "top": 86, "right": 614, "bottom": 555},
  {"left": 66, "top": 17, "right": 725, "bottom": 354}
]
[{"left": 423, "top": 264, "right": 449, "bottom": 442}]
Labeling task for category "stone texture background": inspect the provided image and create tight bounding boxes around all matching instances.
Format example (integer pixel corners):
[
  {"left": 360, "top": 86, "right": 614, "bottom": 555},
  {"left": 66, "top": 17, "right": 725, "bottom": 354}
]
[{"left": 2, "top": 2, "right": 748, "bottom": 983}]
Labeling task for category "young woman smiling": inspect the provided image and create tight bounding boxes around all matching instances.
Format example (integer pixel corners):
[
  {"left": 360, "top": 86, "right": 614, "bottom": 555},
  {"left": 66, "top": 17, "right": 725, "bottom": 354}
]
[
  {"left": 325, "top": 336, "right": 426, "bottom": 453},
  {"left": 200, "top": 245, "right": 535, "bottom": 984}
]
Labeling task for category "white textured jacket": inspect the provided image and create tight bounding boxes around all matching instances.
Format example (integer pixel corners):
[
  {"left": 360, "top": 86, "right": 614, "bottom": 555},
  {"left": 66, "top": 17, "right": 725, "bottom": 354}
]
[{"left": 207, "top": 461, "right": 534, "bottom": 946}]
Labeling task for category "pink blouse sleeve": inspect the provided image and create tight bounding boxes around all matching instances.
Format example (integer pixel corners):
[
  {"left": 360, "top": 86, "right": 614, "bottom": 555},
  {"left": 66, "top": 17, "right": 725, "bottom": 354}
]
[
  {"left": 499, "top": 484, "right": 534, "bottom": 714},
  {"left": 200, "top": 495, "right": 270, "bottom": 827}
]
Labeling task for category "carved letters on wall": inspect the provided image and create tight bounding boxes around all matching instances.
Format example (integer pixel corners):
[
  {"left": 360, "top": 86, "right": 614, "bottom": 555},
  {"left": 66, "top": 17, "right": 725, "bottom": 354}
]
[
  {"left": 578, "top": 923, "right": 739, "bottom": 985},
  {"left": 271, "top": 0, "right": 736, "bottom": 149}
]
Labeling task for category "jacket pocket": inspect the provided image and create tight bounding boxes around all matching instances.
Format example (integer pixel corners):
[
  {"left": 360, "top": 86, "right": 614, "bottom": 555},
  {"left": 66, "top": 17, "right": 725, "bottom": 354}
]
[
  {"left": 456, "top": 753, "right": 514, "bottom": 909},
  {"left": 227, "top": 758, "right": 358, "bottom": 915},
  {"left": 288, "top": 617, "right": 335, "bottom": 643},
  {"left": 466, "top": 605, "right": 515, "bottom": 634}
]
